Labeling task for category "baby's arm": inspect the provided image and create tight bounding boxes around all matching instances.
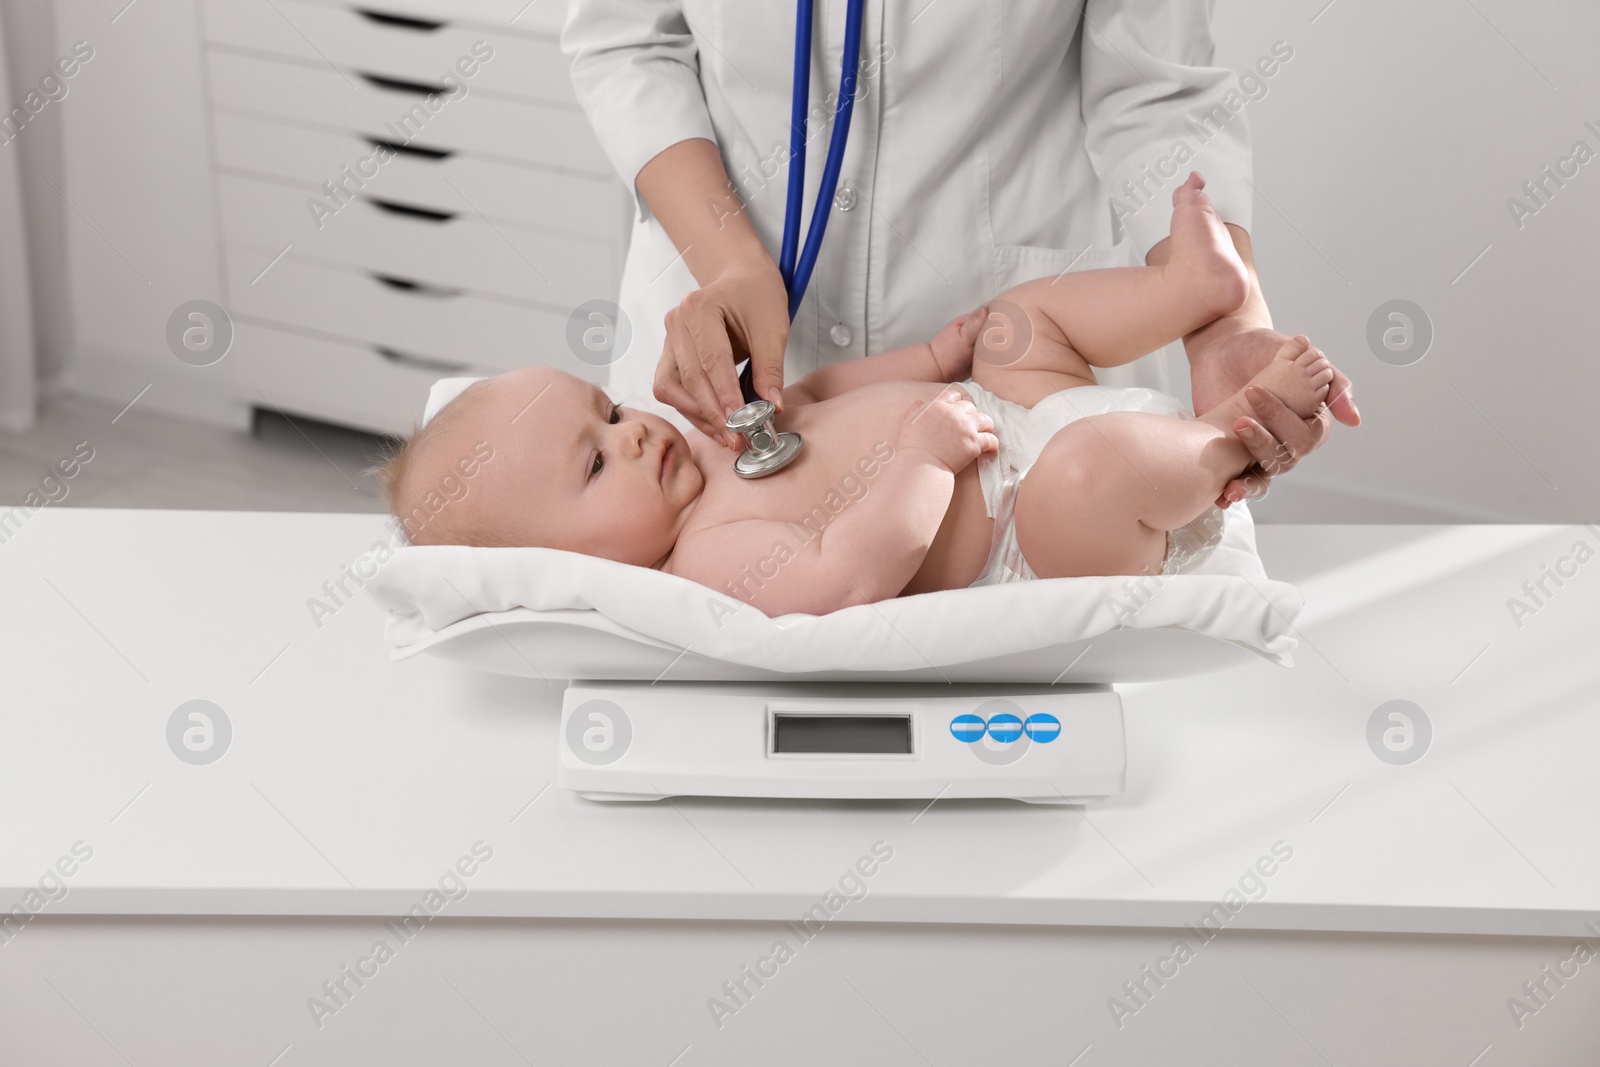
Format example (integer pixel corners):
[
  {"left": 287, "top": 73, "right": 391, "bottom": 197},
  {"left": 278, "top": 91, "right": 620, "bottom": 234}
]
[
  {"left": 784, "top": 309, "right": 985, "bottom": 405},
  {"left": 674, "top": 389, "right": 996, "bottom": 614}
]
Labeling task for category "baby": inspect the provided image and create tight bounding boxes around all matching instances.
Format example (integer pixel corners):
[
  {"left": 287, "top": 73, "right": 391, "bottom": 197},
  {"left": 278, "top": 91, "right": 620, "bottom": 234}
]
[{"left": 378, "top": 173, "right": 1334, "bottom": 615}]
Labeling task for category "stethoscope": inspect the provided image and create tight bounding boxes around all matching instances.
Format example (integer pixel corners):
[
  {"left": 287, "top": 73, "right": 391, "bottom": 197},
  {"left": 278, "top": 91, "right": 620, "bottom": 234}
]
[{"left": 726, "top": 0, "right": 866, "bottom": 478}]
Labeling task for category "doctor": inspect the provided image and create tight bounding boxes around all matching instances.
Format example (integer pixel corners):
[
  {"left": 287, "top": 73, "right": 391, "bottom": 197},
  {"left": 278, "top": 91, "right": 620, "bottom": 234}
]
[{"left": 561, "top": 1, "right": 1359, "bottom": 506}]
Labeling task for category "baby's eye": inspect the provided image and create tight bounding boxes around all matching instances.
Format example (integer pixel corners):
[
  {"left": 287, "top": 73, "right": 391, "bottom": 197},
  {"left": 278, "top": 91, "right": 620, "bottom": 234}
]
[{"left": 589, "top": 403, "right": 621, "bottom": 477}]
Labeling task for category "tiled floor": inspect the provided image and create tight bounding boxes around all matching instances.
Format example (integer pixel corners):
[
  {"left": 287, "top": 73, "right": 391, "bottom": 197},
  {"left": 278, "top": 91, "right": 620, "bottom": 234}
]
[{"left": 0, "top": 394, "right": 390, "bottom": 512}]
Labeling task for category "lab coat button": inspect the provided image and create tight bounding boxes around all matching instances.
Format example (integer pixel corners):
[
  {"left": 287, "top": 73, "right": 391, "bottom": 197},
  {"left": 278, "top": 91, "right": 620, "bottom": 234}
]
[
  {"left": 830, "top": 323, "right": 852, "bottom": 346},
  {"left": 834, "top": 183, "right": 858, "bottom": 211}
]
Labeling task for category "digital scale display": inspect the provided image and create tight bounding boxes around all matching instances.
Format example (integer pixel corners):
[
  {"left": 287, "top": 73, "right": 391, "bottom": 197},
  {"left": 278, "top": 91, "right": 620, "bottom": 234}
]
[
  {"left": 558, "top": 683, "right": 1126, "bottom": 803},
  {"left": 771, "top": 713, "right": 913, "bottom": 754}
]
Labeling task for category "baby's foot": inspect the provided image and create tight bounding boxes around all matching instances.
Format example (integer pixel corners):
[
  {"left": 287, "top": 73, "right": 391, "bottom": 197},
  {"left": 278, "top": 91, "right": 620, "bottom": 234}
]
[
  {"left": 1166, "top": 171, "right": 1250, "bottom": 317},
  {"left": 1198, "top": 335, "right": 1332, "bottom": 439}
]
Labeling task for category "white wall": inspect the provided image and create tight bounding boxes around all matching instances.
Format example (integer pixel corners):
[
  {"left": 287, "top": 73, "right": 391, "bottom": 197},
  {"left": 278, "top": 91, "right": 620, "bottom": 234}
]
[
  {"left": 49, "top": 0, "right": 236, "bottom": 426},
  {"left": 0, "top": 0, "right": 68, "bottom": 419},
  {"left": 1211, "top": 0, "right": 1599, "bottom": 522}
]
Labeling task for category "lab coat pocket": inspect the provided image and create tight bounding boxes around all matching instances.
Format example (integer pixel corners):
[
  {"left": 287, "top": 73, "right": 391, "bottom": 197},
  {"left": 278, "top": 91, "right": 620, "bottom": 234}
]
[{"left": 991, "top": 242, "right": 1132, "bottom": 295}]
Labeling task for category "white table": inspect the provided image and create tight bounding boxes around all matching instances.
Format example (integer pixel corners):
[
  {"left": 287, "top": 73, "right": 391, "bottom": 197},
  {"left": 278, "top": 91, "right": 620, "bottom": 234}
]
[{"left": 2, "top": 510, "right": 1597, "bottom": 1065}]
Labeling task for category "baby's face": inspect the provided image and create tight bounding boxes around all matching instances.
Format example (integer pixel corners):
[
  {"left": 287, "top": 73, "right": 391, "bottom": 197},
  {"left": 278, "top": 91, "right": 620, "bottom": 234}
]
[{"left": 423, "top": 367, "right": 705, "bottom": 566}]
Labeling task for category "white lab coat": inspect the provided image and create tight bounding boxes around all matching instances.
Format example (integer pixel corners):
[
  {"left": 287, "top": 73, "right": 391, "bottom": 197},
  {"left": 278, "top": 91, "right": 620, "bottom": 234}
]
[{"left": 561, "top": 0, "right": 1254, "bottom": 423}]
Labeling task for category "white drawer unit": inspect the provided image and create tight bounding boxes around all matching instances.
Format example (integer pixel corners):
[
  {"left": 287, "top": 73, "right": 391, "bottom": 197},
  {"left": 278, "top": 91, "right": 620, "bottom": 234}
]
[
  {"left": 199, "top": 0, "right": 580, "bottom": 105},
  {"left": 193, "top": 0, "right": 628, "bottom": 435},
  {"left": 205, "top": 50, "right": 609, "bottom": 171},
  {"left": 223, "top": 247, "right": 591, "bottom": 378},
  {"left": 221, "top": 0, "right": 570, "bottom": 40},
  {"left": 230, "top": 319, "right": 499, "bottom": 437},
  {"left": 211, "top": 112, "right": 621, "bottom": 236},
  {"left": 215, "top": 172, "right": 618, "bottom": 309}
]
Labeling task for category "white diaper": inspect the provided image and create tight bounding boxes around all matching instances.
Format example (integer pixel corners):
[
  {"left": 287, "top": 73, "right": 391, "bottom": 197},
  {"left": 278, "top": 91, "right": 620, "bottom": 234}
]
[{"left": 959, "top": 379, "right": 1228, "bottom": 587}]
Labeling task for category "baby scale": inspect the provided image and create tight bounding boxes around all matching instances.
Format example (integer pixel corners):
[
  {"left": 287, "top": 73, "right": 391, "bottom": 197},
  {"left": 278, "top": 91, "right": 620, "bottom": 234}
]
[{"left": 558, "top": 681, "right": 1126, "bottom": 804}]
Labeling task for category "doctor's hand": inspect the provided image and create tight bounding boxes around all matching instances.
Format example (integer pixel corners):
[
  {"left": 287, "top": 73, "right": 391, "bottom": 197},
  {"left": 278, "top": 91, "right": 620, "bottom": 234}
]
[
  {"left": 654, "top": 259, "right": 791, "bottom": 452},
  {"left": 1201, "top": 330, "right": 1358, "bottom": 509}
]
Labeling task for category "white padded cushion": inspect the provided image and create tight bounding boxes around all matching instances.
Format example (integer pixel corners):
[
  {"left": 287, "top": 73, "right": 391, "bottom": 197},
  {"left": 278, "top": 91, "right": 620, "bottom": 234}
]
[
  {"left": 371, "top": 377, "right": 1303, "bottom": 677},
  {"left": 422, "top": 376, "right": 485, "bottom": 422},
  {"left": 371, "top": 535, "right": 1302, "bottom": 674}
]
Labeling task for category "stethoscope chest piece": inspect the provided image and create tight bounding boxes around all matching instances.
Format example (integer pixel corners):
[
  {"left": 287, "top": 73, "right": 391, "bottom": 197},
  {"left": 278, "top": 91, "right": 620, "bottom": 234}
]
[{"left": 726, "top": 400, "right": 803, "bottom": 479}]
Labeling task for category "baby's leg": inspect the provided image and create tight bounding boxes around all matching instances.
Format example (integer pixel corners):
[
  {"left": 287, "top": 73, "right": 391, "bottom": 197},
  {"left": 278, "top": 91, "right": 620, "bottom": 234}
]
[
  {"left": 1014, "top": 338, "right": 1332, "bottom": 578},
  {"left": 1013, "top": 411, "right": 1237, "bottom": 576},
  {"left": 975, "top": 173, "right": 1248, "bottom": 404}
]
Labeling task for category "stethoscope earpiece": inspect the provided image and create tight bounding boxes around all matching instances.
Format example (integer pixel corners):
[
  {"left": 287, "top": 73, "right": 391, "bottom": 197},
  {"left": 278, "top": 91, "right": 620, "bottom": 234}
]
[{"left": 726, "top": 400, "right": 803, "bottom": 479}]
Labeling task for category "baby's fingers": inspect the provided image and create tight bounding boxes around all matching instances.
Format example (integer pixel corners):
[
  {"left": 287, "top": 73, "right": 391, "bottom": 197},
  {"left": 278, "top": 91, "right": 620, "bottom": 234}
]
[{"left": 960, "top": 306, "right": 988, "bottom": 340}]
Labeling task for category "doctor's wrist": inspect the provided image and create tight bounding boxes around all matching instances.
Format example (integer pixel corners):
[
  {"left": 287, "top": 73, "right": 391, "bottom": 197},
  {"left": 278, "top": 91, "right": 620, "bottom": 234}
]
[{"left": 712, "top": 244, "right": 781, "bottom": 284}]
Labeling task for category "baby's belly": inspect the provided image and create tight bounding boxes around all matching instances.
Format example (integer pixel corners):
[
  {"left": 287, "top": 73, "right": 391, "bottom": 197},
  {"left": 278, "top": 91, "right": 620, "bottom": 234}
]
[
  {"left": 778, "top": 380, "right": 995, "bottom": 594},
  {"left": 683, "top": 380, "right": 998, "bottom": 594}
]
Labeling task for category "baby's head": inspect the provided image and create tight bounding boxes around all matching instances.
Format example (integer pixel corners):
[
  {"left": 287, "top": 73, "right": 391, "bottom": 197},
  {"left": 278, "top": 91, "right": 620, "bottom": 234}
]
[{"left": 376, "top": 366, "right": 704, "bottom": 567}]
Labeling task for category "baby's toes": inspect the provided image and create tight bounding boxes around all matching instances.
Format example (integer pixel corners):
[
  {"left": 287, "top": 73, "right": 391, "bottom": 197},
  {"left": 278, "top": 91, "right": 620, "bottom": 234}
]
[
  {"left": 1296, "top": 346, "right": 1334, "bottom": 383},
  {"left": 1292, "top": 341, "right": 1325, "bottom": 369},
  {"left": 1275, "top": 336, "right": 1311, "bottom": 364}
]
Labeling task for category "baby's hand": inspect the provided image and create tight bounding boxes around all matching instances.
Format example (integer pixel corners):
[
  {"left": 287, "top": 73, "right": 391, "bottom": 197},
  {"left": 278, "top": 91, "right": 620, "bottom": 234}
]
[
  {"left": 896, "top": 388, "right": 998, "bottom": 473},
  {"left": 927, "top": 306, "right": 988, "bottom": 382}
]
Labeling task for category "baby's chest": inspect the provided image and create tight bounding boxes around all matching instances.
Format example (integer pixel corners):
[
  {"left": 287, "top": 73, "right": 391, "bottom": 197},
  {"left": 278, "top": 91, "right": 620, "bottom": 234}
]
[
  {"left": 690, "top": 434, "right": 899, "bottom": 532},
  {"left": 697, "top": 385, "right": 943, "bottom": 526}
]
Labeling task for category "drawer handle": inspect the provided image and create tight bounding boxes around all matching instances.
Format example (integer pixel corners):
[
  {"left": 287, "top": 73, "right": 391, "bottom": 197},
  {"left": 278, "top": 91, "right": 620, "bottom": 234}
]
[
  {"left": 374, "top": 345, "right": 470, "bottom": 373},
  {"left": 365, "top": 196, "right": 457, "bottom": 223},
  {"left": 370, "top": 272, "right": 462, "bottom": 298},
  {"left": 365, "top": 136, "right": 453, "bottom": 161},
  {"left": 352, "top": 8, "right": 446, "bottom": 31},
  {"left": 357, "top": 71, "right": 450, "bottom": 97}
]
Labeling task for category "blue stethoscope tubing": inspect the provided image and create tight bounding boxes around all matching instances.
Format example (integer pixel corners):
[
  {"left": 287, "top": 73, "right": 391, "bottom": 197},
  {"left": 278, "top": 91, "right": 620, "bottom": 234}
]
[{"left": 738, "top": 0, "right": 866, "bottom": 404}]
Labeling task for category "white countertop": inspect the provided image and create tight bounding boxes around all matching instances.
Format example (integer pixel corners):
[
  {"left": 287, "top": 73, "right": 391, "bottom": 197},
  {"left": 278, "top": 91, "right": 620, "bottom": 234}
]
[{"left": 3, "top": 509, "right": 1597, "bottom": 937}]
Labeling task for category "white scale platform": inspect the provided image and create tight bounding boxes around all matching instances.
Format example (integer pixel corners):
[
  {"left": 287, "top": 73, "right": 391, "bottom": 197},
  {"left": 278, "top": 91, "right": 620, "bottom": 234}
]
[{"left": 557, "top": 682, "right": 1125, "bottom": 804}]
